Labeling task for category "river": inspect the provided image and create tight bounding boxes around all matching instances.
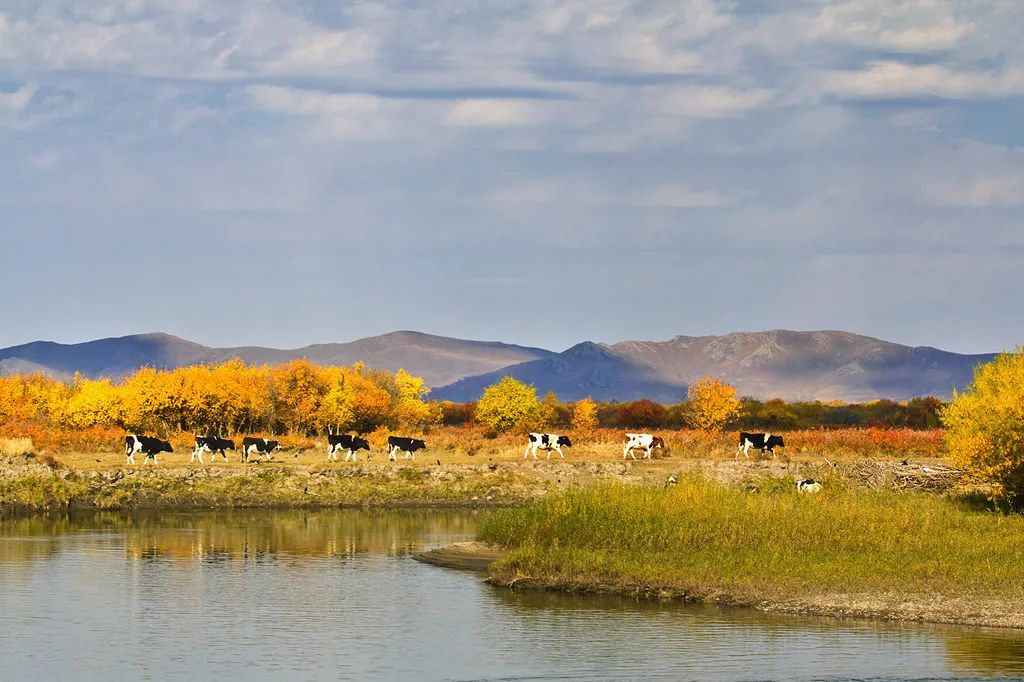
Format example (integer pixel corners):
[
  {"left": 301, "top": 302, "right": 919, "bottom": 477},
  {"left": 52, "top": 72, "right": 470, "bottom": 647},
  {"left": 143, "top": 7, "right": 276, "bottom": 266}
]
[{"left": 0, "top": 509, "right": 1021, "bottom": 680}]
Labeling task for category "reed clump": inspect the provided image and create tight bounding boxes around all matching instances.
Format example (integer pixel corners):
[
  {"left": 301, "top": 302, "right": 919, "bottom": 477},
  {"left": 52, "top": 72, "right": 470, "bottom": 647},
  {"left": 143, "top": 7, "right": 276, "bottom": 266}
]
[{"left": 478, "top": 477, "right": 1024, "bottom": 599}]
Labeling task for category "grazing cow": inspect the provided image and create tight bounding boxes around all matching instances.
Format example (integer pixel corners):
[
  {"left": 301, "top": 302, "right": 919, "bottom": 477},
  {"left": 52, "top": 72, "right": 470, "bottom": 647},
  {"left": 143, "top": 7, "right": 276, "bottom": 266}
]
[
  {"left": 125, "top": 435, "right": 173, "bottom": 466},
  {"left": 327, "top": 434, "right": 371, "bottom": 462},
  {"left": 623, "top": 433, "right": 666, "bottom": 460},
  {"left": 387, "top": 436, "right": 427, "bottom": 461},
  {"left": 241, "top": 437, "right": 281, "bottom": 463},
  {"left": 191, "top": 435, "right": 235, "bottom": 464},
  {"left": 796, "top": 478, "right": 822, "bottom": 493},
  {"left": 524, "top": 433, "right": 572, "bottom": 460},
  {"left": 736, "top": 432, "right": 785, "bottom": 458}
]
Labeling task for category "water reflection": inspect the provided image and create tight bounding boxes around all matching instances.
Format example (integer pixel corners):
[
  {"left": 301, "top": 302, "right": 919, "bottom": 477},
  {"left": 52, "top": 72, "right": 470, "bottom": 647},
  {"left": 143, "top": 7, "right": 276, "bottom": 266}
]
[{"left": 0, "top": 510, "right": 1021, "bottom": 681}]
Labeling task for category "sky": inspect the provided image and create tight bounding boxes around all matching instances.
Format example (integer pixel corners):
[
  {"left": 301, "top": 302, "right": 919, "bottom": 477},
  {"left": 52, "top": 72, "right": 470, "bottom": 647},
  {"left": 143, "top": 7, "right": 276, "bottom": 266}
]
[{"left": 1, "top": 0, "right": 1022, "bottom": 354}]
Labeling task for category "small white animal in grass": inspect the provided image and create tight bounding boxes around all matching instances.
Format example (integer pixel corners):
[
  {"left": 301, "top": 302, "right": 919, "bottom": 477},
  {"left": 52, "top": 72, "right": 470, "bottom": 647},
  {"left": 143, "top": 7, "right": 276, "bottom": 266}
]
[{"left": 796, "top": 478, "right": 822, "bottom": 493}]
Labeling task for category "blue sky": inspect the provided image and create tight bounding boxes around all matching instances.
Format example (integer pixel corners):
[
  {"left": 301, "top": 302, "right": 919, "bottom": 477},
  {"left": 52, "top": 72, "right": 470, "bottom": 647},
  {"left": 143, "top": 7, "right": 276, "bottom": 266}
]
[{"left": 1, "top": 0, "right": 1022, "bottom": 354}]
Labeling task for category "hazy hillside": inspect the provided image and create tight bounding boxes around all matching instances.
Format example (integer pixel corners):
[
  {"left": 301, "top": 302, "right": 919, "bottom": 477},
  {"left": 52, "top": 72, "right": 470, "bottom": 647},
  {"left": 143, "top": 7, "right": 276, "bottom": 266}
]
[
  {"left": 433, "top": 342, "right": 687, "bottom": 403},
  {"left": 0, "top": 329, "right": 995, "bottom": 402},
  {"left": 607, "top": 330, "right": 994, "bottom": 402},
  {"left": 0, "top": 331, "right": 554, "bottom": 388}
]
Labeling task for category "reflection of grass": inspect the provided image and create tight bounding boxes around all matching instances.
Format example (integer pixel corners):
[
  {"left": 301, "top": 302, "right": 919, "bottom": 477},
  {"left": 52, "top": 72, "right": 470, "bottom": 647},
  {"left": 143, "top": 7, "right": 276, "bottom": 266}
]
[
  {"left": 945, "top": 627, "right": 1024, "bottom": 676},
  {"left": 479, "top": 477, "right": 1024, "bottom": 600},
  {"left": 0, "top": 508, "right": 482, "bottom": 564}
]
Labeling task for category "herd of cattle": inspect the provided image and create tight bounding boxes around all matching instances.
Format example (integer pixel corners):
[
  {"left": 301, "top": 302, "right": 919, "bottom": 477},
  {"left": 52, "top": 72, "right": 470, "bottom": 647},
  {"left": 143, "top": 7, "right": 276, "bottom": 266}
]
[{"left": 123, "top": 430, "right": 790, "bottom": 465}]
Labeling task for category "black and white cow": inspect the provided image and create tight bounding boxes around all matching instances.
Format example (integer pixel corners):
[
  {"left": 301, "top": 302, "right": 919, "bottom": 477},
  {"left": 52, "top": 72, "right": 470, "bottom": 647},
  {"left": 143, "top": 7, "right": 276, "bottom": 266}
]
[
  {"left": 191, "top": 435, "right": 235, "bottom": 464},
  {"left": 387, "top": 436, "right": 427, "bottom": 461},
  {"left": 125, "top": 434, "right": 173, "bottom": 465},
  {"left": 327, "top": 434, "right": 371, "bottom": 462},
  {"left": 623, "top": 433, "right": 666, "bottom": 460},
  {"left": 524, "top": 433, "right": 572, "bottom": 460},
  {"left": 736, "top": 432, "right": 785, "bottom": 458},
  {"left": 796, "top": 478, "right": 822, "bottom": 493},
  {"left": 241, "top": 437, "right": 281, "bottom": 463}
]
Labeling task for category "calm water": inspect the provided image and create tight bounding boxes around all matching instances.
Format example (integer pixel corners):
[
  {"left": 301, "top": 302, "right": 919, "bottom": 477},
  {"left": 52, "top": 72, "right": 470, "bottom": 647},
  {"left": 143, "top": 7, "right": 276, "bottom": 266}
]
[{"left": 1, "top": 510, "right": 1021, "bottom": 681}]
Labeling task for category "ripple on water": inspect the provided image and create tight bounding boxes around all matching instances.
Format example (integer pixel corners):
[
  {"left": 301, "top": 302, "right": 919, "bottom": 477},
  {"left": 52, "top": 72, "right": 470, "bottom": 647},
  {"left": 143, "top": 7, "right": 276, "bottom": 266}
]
[{"left": 0, "top": 510, "right": 1021, "bottom": 681}]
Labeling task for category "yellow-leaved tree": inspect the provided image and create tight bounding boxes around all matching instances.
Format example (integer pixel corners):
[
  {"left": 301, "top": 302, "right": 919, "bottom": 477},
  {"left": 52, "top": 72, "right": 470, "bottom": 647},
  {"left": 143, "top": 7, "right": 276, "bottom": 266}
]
[
  {"left": 393, "top": 368, "right": 441, "bottom": 430},
  {"left": 943, "top": 349, "right": 1024, "bottom": 506},
  {"left": 475, "top": 377, "right": 541, "bottom": 433},
  {"left": 571, "top": 397, "right": 599, "bottom": 433},
  {"left": 685, "top": 376, "right": 741, "bottom": 433}
]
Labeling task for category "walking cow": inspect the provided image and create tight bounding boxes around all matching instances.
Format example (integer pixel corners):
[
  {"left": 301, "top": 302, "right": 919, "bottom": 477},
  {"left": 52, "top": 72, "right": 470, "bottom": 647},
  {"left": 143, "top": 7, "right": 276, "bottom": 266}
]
[
  {"left": 387, "top": 436, "right": 427, "bottom": 461},
  {"left": 524, "top": 433, "right": 572, "bottom": 460},
  {"left": 125, "top": 434, "right": 173, "bottom": 466},
  {"left": 736, "top": 432, "right": 785, "bottom": 458},
  {"left": 623, "top": 433, "right": 666, "bottom": 460},
  {"left": 242, "top": 437, "right": 281, "bottom": 463},
  {"left": 327, "top": 434, "right": 371, "bottom": 462},
  {"left": 191, "top": 435, "right": 235, "bottom": 464}
]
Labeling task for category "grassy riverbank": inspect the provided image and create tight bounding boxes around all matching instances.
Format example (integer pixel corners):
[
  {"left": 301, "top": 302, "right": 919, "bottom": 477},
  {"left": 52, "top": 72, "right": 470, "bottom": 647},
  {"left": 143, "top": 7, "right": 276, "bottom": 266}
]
[{"left": 478, "top": 478, "right": 1024, "bottom": 628}]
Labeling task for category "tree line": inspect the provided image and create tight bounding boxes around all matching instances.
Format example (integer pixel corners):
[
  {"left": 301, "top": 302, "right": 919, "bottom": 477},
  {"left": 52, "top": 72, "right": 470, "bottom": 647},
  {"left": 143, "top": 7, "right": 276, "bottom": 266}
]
[{"left": 0, "top": 359, "right": 439, "bottom": 436}]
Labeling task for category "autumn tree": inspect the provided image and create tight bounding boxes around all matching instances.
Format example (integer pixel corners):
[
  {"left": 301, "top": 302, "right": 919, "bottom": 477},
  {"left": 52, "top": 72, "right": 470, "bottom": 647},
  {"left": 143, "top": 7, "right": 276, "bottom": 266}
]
[
  {"left": 943, "top": 349, "right": 1024, "bottom": 506},
  {"left": 571, "top": 397, "right": 599, "bottom": 433},
  {"left": 475, "top": 377, "right": 541, "bottom": 433},
  {"left": 392, "top": 368, "right": 441, "bottom": 430},
  {"left": 684, "top": 377, "right": 741, "bottom": 433}
]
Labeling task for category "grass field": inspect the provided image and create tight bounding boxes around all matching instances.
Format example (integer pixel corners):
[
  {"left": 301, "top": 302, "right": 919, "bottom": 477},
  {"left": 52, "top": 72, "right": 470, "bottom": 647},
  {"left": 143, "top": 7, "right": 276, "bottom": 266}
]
[{"left": 477, "top": 478, "right": 1024, "bottom": 626}]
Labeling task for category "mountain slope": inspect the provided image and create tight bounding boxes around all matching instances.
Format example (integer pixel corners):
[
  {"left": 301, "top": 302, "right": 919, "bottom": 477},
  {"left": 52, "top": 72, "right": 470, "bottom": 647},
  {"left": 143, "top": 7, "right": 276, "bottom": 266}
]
[
  {"left": 435, "top": 330, "right": 994, "bottom": 402},
  {"left": 606, "top": 330, "right": 994, "bottom": 402},
  {"left": 0, "top": 331, "right": 554, "bottom": 388},
  {"left": 432, "top": 341, "right": 688, "bottom": 403},
  {"left": 0, "top": 329, "right": 996, "bottom": 402}
]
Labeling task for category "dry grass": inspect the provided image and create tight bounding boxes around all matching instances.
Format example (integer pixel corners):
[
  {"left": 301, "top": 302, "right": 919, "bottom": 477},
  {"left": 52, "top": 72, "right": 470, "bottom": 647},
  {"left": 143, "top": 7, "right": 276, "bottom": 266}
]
[
  {"left": 0, "top": 424, "right": 946, "bottom": 472},
  {"left": 479, "top": 478, "right": 1024, "bottom": 601},
  {"left": 0, "top": 437, "right": 34, "bottom": 457}
]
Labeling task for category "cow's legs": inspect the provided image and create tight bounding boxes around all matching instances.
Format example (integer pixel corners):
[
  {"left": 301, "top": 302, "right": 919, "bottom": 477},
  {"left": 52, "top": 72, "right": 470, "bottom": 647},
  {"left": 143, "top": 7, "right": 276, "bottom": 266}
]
[
  {"left": 625, "top": 446, "right": 637, "bottom": 461},
  {"left": 642, "top": 446, "right": 652, "bottom": 459},
  {"left": 345, "top": 449, "right": 355, "bottom": 462},
  {"left": 524, "top": 444, "right": 532, "bottom": 459},
  {"left": 388, "top": 445, "right": 397, "bottom": 462}
]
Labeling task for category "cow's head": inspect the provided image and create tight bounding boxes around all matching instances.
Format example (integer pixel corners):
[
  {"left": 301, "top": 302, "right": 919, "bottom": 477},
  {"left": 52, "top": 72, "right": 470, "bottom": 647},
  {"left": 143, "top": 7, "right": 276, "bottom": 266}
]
[
  {"left": 651, "top": 436, "right": 666, "bottom": 450},
  {"left": 223, "top": 439, "right": 236, "bottom": 450},
  {"left": 158, "top": 440, "right": 174, "bottom": 454},
  {"left": 353, "top": 437, "right": 370, "bottom": 451},
  {"left": 557, "top": 435, "right": 572, "bottom": 448},
  {"left": 413, "top": 439, "right": 427, "bottom": 450},
  {"left": 766, "top": 435, "right": 785, "bottom": 449}
]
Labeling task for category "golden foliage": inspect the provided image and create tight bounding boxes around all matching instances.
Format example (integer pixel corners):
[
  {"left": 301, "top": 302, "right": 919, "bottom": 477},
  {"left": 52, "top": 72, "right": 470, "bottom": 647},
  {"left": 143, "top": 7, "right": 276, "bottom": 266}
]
[
  {"left": 0, "top": 359, "right": 436, "bottom": 439},
  {"left": 475, "top": 377, "right": 541, "bottom": 433},
  {"left": 943, "top": 349, "right": 1024, "bottom": 505},
  {"left": 571, "top": 397, "right": 599, "bottom": 433},
  {"left": 685, "top": 376, "right": 742, "bottom": 433}
]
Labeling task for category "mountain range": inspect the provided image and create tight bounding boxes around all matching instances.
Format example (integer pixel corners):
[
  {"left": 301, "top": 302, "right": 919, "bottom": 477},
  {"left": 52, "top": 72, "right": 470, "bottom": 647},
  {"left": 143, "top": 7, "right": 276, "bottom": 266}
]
[{"left": 0, "top": 330, "right": 996, "bottom": 403}]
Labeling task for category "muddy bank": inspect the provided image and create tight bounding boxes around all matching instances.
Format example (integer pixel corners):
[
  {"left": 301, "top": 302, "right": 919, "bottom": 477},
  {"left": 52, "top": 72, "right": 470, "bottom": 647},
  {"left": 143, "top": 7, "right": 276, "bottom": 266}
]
[{"left": 0, "top": 453, "right": 965, "bottom": 514}]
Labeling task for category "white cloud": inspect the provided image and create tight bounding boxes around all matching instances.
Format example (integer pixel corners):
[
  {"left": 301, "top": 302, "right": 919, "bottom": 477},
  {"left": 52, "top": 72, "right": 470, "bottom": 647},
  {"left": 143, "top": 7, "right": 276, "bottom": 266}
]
[
  {"left": 652, "top": 85, "right": 773, "bottom": 118},
  {"left": 446, "top": 99, "right": 539, "bottom": 127},
  {"left": 821, "top": 61, "right": 1024, "bottom": 99},
  {"left": 0, "top": 84, "right": 35, "bottom": 112},
  {"left": 810, "top": 0, "right": 972, "bottom": 52},
  {"left": 246, "top": 85, "right": 387, "bottom": 137}
]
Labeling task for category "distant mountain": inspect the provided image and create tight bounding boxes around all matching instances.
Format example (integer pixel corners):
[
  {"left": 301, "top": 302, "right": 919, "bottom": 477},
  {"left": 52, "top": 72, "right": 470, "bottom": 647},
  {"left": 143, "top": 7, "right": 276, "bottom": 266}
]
[
  {"left": 0, "top": 331, "right": 554, "bottom": 388},
  {"left": 0, "top": 329, "right": 996, "bottom": 402},
  {"left": 604, "top": 330, "right": 995, "bottom": 403},
  {"left": 433, "top": 341, "right": 687, "bottom": 403},
  {"left": 434, "top": 330, "right": 995, "bottom": 402}
]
